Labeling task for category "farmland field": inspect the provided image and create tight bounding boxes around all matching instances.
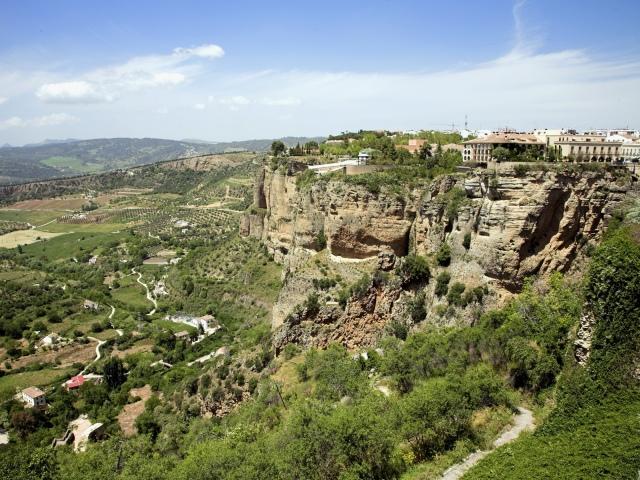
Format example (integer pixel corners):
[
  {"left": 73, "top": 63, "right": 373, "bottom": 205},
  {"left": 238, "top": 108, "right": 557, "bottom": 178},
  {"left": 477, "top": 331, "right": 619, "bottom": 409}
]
[
  {"left": 0, "top": 229, "right": 64, "bottom": 248},
  {"left": 41, "top": 156, "right": 103, "bottom": 173},
  {"left": 0, "top": 367, "right": 75, "bottom": 401}
]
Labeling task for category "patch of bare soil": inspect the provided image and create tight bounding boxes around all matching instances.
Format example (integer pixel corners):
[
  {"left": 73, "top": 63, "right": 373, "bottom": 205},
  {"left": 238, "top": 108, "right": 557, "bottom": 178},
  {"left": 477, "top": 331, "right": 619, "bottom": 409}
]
[
  {"left": 0, "top": 343, "right": 95, "bottom": 371},
  {"left": 117, "top": 385, "right": 153, "bottom": 437}
]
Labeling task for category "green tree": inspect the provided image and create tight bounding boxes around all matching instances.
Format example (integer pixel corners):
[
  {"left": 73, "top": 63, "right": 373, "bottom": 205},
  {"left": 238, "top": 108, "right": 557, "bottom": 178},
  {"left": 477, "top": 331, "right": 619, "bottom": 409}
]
[
  {"left": 436, "top": 243, "right": 452, "bottom": 266},
  {"left": 398, "top": 254, "right": 430, "bottom": 285},
  {"left": 271, "top": 140, "right": 286, "bottom": 157},
  {"left": 435, "top": 271, "right": 451, "bottom": 297},
  {"left": 491, "top": 146, "right": 511, "bottom": 162},
  {"left": 401, "top": 378, "right": 470, "bottom": 460},
  {"left": 103, "top": 357, "right": 126, "bottom": 389}
]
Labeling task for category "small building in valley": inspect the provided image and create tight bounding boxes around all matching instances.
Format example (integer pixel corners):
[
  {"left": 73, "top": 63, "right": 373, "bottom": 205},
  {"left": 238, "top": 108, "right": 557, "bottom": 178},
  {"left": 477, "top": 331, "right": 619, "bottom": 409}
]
[
  {"left": 83, "top": 299, "right": 100, "bottom": 311},
  {"left": 175, "top": 330, "right": 191, "bottom": 342},
  {"left": 64, "top": 374, "right": 104, "bottom": 391},
  {"left": 21, "top": 387, "right": 46, "bottom": 408},
  {"left": 357, "top": 149, "right": 373, "bottom": 164}
]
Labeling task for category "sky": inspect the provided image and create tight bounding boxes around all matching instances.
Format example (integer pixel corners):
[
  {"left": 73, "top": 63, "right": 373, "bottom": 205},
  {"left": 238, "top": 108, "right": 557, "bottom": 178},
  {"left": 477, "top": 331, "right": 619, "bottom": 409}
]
[{"left": 0, "top": 0, "right": 639, "bottom": 145}]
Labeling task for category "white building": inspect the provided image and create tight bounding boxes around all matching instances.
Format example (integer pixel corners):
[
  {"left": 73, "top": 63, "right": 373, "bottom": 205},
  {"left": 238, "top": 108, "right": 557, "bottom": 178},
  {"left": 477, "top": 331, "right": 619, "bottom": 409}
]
[
  {"left": 21, "top": 387, "right": 46, "bottom": 408},
  {"left": 620, "top": 142, "right": 640, "bottom": 162},
  {"left": 357, "top": 150, "right": 372, "bottom": 164}
]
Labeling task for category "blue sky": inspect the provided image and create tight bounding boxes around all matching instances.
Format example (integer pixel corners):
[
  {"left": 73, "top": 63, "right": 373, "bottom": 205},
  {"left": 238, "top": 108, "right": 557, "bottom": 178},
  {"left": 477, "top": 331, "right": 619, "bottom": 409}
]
[{"left": 0, "top": 0, "right": 639, "bottom": 144}]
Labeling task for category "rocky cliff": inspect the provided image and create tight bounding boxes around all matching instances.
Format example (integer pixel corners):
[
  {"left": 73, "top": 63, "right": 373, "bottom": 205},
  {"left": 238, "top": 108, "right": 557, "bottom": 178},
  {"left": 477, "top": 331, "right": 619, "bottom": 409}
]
[{"left": 241, "top": 164, "right": 631, "bottom": 351}]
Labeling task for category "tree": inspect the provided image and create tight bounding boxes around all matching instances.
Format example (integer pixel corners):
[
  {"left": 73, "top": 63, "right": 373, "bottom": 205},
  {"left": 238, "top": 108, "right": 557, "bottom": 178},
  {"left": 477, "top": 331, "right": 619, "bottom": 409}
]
[
  {"left": 398, "top": 255, "right": 431, "bottom": 285},
  {"left": 417, "top": 142, "right": 432, "bottom": 161},
  {"left": 491, "top": 146, "right": 511, "bottom": 162},
  {"left": 435, "top": 271, "right": 451, "bottom": 297},
  {"left": 401, "top": 378, "right": 470, "bottom": 460},
  {"left": 103, "top": 357, "right": 126, "bottom": 389},
  {"left": 271, "top": 140, "right": 286, "bottom": 157},
  {"left": 10, "top": 410, "right": 38, "bottom": 438},
  {"left": 462, "top": 232, "right": 472, "bottom": 250},
  {"left": 436, "top": 243, "right": 452, "bottom": 266}
]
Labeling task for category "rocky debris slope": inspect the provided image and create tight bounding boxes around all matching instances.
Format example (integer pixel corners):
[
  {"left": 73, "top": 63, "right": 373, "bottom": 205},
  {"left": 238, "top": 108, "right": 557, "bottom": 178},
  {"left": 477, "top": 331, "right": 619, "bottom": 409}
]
[{"left": 242, "top": 164, "right": 631, "bottom": 350}]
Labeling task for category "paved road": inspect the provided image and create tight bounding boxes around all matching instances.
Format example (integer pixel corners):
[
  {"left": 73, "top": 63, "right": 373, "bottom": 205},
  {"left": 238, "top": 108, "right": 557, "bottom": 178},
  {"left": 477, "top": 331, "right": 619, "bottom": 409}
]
[
  {"left": 441, "top": 407, "right": 534, "bottom": 480},
  {"left": 132, "top": 268, "right": 157, "bottom": 315}
]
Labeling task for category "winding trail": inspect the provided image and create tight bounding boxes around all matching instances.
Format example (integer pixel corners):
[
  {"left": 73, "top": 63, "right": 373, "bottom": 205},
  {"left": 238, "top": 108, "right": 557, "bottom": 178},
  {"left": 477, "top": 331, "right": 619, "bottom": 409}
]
[
  {"left": 440, "top": 407, "right": 534, "bottom": 480},
  {"left": 107, "top": 305, "right": 123, "bottom": 336},
  {"left": 80, "top": 336, "right": 107, "bottom": 375},
  {"left": 131, "top": 268, "right": 157, "bottom": 316}
]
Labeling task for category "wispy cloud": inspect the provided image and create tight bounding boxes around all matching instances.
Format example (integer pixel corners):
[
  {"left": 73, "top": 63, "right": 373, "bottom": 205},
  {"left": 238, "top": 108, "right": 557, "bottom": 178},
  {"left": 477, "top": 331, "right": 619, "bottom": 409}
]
[
  {"left": 36, "top": 43, "right": 224, "bottom": 104},
  {"left": 0, "top": 112, "right": 77, "bottom": 130},
  {"left": 0, "top": 96, "right": 6, "bottom": 105}
]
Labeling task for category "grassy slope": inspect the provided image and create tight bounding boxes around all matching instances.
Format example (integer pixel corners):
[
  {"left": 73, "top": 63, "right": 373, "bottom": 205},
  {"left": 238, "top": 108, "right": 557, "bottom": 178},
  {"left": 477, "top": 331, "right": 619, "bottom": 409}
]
[{"left": 464, "top": 395, "right": 640, "bottom": 479}]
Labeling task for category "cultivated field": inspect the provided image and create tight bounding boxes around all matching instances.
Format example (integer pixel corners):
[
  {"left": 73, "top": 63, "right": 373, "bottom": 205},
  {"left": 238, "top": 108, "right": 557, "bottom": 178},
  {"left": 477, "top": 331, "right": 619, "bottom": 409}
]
[{"left": 0, "top": 229, "right": 64, "bottom": 248}]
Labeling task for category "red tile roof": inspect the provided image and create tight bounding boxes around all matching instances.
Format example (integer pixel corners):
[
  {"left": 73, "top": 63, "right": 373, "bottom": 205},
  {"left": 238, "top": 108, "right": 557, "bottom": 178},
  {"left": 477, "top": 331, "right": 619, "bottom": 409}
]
[{"left": 66, "top": 375, "right": 85, "bottom": 389}]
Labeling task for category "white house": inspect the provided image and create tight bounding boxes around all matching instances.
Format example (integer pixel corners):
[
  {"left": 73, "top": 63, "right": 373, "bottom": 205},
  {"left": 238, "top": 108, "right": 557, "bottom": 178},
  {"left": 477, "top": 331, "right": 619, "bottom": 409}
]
[
  {"left": 83, "top": 299, "right": 99, "bottom": 311},
  {"left": 357, "top": 149, "right": 372, "bottom": 164},
  {"left": 21, "top": 387, "right": 46, "bottom": 408}
]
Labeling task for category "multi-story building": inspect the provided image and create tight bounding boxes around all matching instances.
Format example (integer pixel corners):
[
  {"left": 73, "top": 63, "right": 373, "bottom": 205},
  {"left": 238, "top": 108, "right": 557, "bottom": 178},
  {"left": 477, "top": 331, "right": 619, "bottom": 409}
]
[
  {"left": 462, "top": 132, "right": 544, "bottom": 162},
  {"left": 553, "top": 135, "right": 622, "bottom": 162},
  {"left": 620, "top": 142, "right": 640, "bottom": 162}
]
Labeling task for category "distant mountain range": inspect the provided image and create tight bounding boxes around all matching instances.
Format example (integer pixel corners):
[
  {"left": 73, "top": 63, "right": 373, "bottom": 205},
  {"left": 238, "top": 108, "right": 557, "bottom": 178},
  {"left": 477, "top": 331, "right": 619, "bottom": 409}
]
[{"left": 0, "top": 136, "right": 324, "bottom": 184}]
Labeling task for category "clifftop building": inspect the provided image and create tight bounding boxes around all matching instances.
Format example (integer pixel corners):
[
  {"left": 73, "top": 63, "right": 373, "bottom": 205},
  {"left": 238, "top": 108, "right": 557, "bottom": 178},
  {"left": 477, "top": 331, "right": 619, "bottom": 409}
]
[
  {"left": 463, "top": 130, "right": 632, "bottom": 163},
  {"left": 462, "top": 133, "right": 543, "bottom": 162}
]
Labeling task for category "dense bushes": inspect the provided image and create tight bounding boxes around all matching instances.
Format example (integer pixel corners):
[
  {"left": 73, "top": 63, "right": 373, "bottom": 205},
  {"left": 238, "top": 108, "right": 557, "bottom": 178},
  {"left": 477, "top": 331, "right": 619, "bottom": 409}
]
[
  {"left": 435, "top": 271, "right": 451, "bottom": 296},
  {"left": 436, "top": 243, "right": 451, "bottom": 266},
  {"left": 398, "top": 255, "right": 430, "bottom": 286}
]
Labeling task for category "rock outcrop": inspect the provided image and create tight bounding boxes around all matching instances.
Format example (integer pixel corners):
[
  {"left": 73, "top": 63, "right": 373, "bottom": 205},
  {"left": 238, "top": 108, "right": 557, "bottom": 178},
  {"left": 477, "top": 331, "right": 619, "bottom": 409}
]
[{"left": 243, "top": 164, "right": 631, "bottom": 350}]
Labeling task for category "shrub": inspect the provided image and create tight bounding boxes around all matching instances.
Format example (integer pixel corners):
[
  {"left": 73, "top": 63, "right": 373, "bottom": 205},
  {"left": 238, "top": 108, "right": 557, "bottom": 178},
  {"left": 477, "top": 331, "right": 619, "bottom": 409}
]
[
  {"left": 304, "top": 292, "right": 320, "bottom": 315},
  {"left": 407, "top": 291, "right": 427, "bottom": 322},
  {"left": 316, "top": 229, "right": 327, "bottom": 250},
  {"left": 463, "top": 232, "right": 471, "bottom": 250},
  {"left": 350, "top": 274, "right": 371, "bottom": 299},
  {"left": 401, "top": 378, "right": 471, "bottom": 460},
  {"left": 398, "top": 255, "right": 430, "bottom": 285},
  {"left": 447, "top": 282, "right": 466, "bottom": 306},
  {"left": 514, "top": 163, "right": 530, "bottom": 176},
  {"left": 445, "top": 188, "right": 468, "bottom": 221},
  {"left": 435, "top": 271, "right": 451, "bottom": 297},
  {"left": 436, "top": 242, "right": 452, "bottom": 266},
  {"left": 282, "top": 343, "right": 300, "bottom": 360},
  {"left": 387, "top": 320, "right": 409, "bottom": 340}
]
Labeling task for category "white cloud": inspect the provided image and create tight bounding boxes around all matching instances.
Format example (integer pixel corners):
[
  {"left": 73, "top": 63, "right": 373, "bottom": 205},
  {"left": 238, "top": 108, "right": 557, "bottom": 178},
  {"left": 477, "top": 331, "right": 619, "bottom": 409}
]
[
  {"left": 0, "top": 112, "right": 77, "bottom": 130},
  {"left": 174, "top": 44, "right": 224, "bottom": 59},
  {"left": 193, "top": 103, "right": 206, "bottom": 110},
  {"left": 0, "top": 116, "right": 26, "bottom": 128},
  {"left": 36, "top": 81, "right": 114, "bottom": 104},
  {"left": 32, "top": 113, "right": 78, "bottom": 126},
  {"left": 260, "top": 96, "right": 301, "bottom": 106},
  {"left": 0, "top": 96, "right": 6, "bottom": 105},
  {"left": 36, "top": 43, "right": 223, "bottom": 104}
]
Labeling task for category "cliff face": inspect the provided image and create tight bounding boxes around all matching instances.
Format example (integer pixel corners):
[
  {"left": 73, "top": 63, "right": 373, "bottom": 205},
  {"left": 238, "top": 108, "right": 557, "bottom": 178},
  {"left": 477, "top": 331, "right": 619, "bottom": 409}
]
[{"left": 242, "top": 165, "right": 630, "bottom": 350}]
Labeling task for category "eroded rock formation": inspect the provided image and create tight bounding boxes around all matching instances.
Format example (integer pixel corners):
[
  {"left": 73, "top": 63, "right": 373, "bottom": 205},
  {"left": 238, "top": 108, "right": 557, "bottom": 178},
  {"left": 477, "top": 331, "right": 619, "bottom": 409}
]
[{"left": 242, "top": 165, "right": 631, "bottom": 350}]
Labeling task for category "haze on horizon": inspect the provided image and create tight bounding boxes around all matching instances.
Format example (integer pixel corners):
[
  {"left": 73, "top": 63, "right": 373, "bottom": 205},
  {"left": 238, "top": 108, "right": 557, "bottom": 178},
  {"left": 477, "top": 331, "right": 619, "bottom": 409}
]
[{"left": 0, "top": 0, "right": 639, "bottom": 146}]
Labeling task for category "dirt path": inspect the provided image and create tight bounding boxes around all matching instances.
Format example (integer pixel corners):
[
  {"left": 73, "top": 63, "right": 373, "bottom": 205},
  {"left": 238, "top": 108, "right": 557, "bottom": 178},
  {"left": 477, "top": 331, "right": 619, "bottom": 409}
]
[
  {"left": 35, "top": 218, "right": 57, "bottom": 229},
  {"left": 107, "top": 305, "right": 123, "bottom": 336},
  {"left": 441, "top": 407, "right": 534, "bottom": 480},
  {"left": 131, "top": 268, "right": 157, "bottom": 315},
  {"left": 80, "top": 336, "right": 107, "bottom": 375}
]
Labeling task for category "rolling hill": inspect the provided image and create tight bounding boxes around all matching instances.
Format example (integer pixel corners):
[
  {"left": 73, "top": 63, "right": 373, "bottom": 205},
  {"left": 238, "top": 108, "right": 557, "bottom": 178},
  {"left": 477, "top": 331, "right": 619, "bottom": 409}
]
[{"left": 0, "top": 136, "right": 323, "bottom": 184}]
